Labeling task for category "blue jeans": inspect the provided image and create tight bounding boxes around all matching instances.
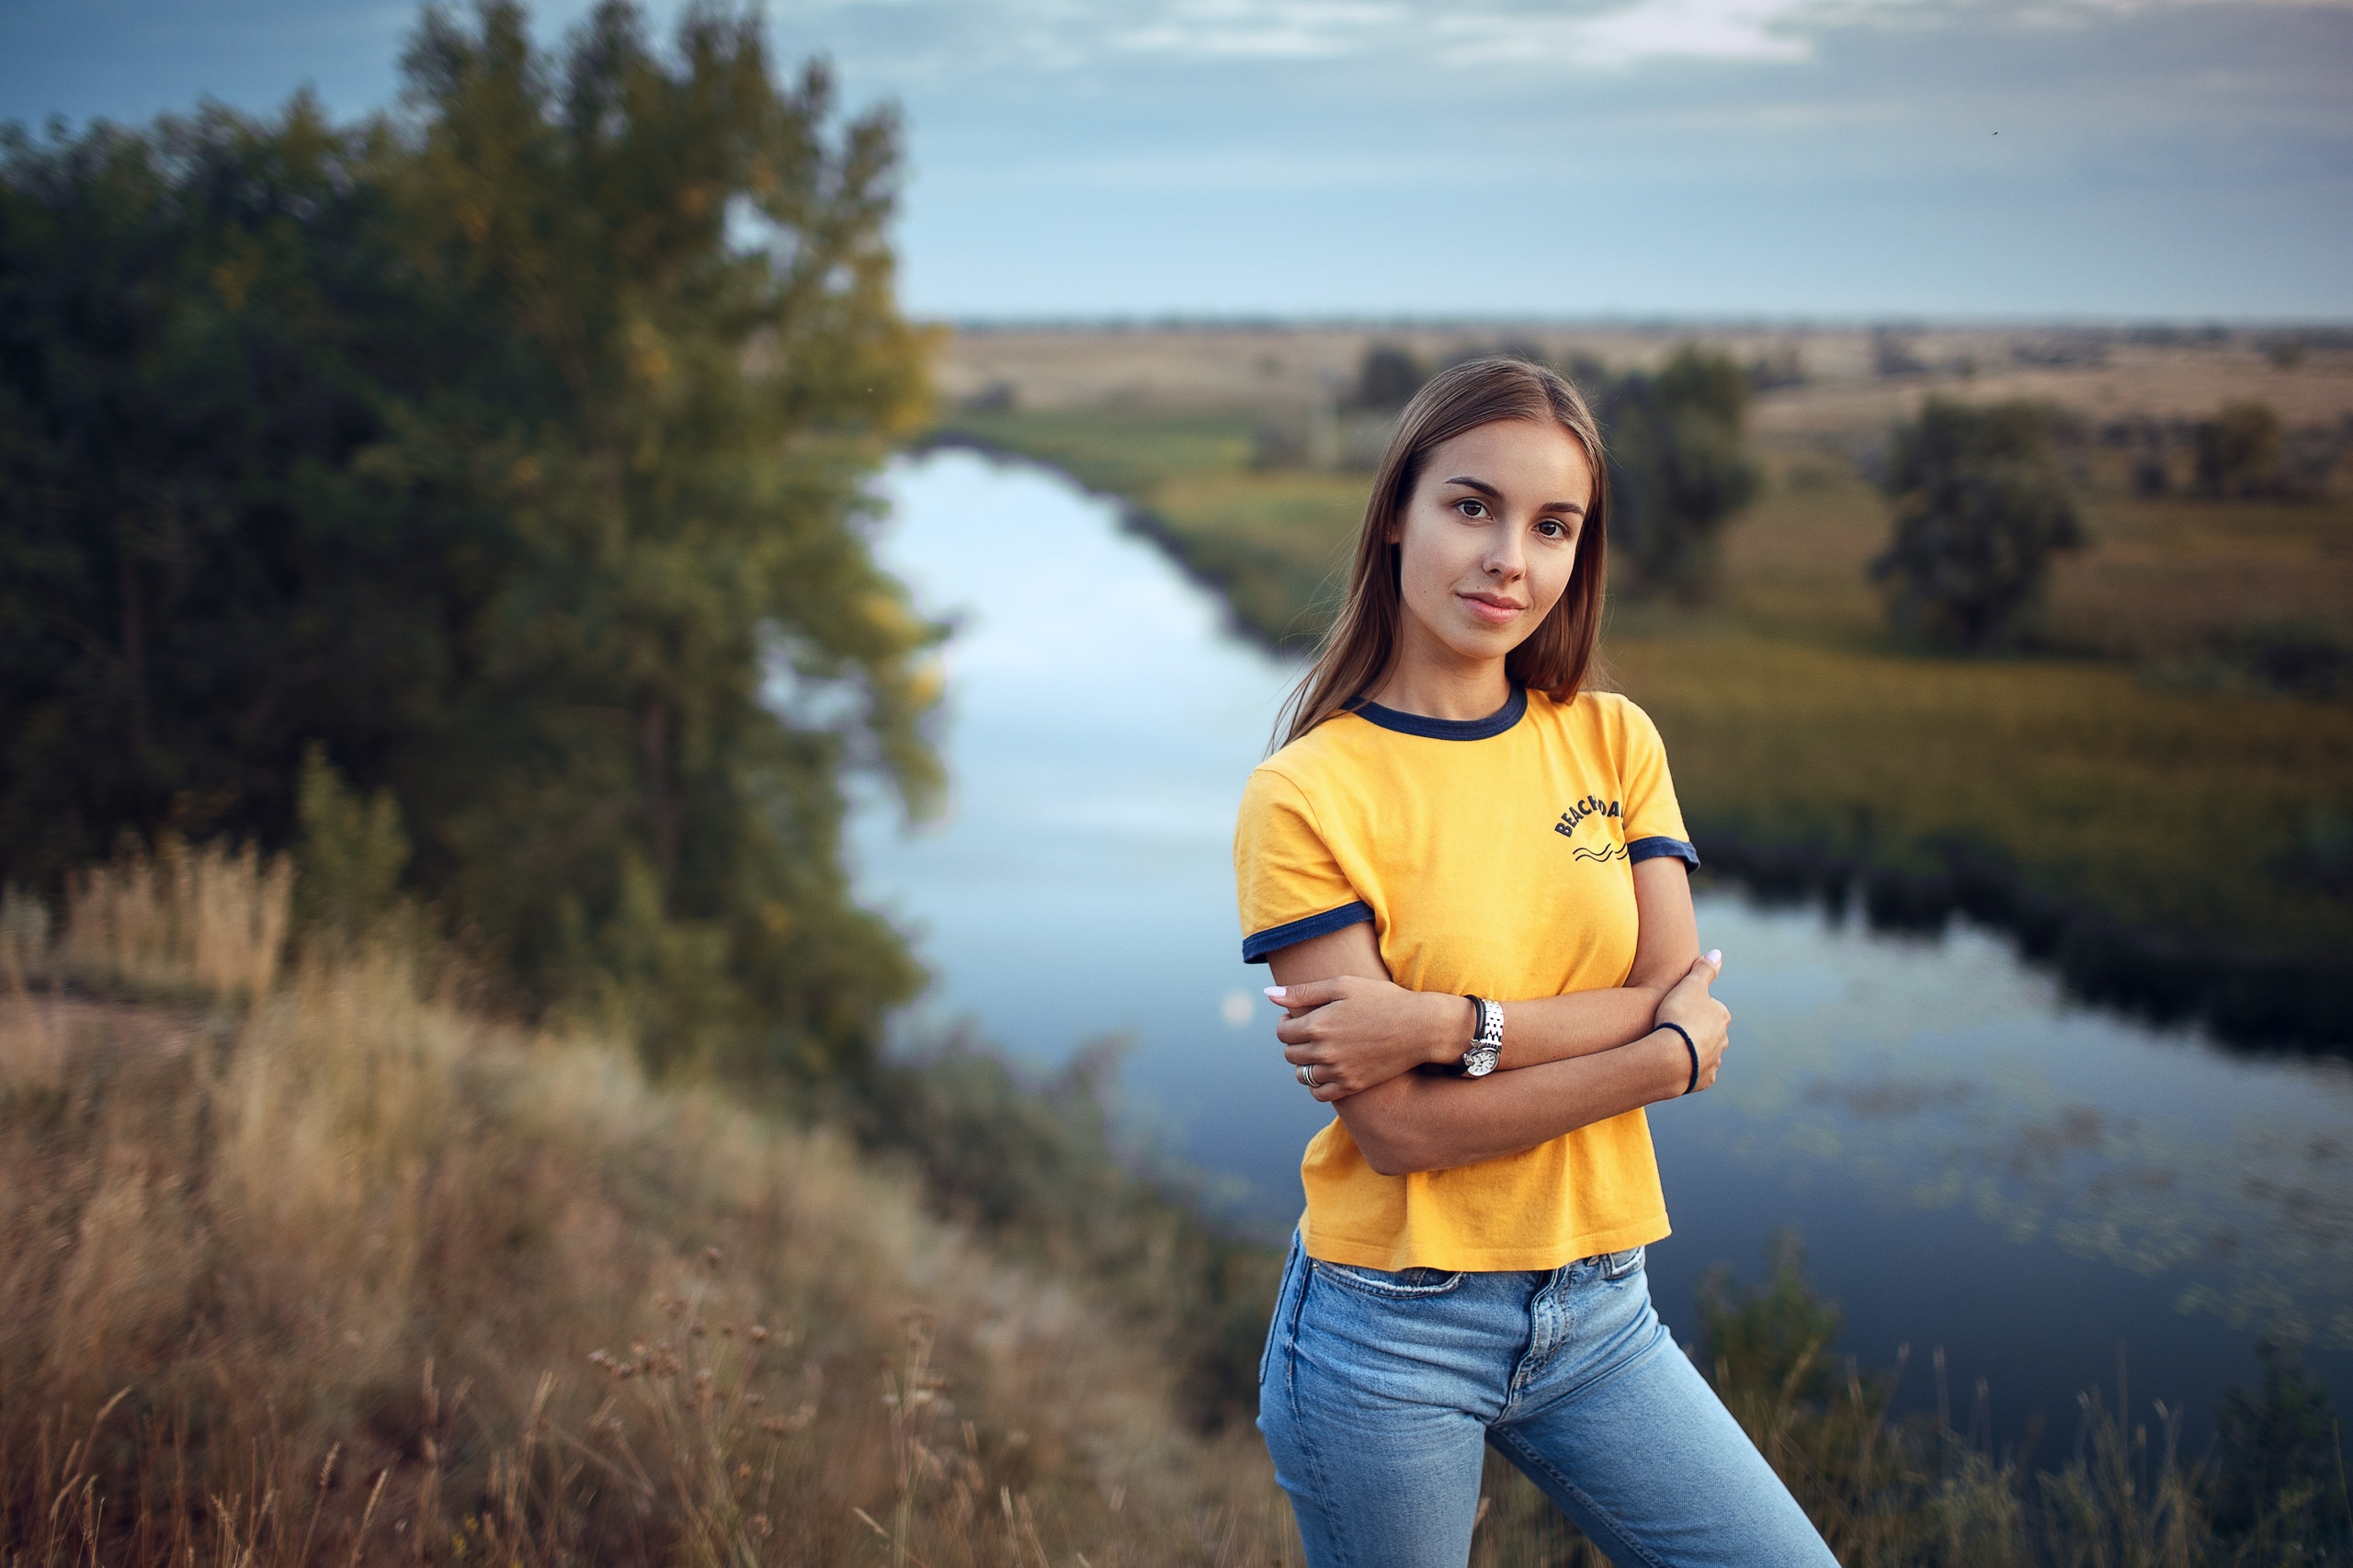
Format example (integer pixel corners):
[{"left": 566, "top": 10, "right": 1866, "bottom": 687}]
[{"left": 1257, "top": 1235, "right": 1837, "bottom": 1568}]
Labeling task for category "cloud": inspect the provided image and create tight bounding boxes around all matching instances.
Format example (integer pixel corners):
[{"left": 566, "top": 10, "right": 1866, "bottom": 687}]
[
  {"left": 839, "top": 0, "right": 2353, "bottom": 77},
  {"left": 1431, "top": 0, "right": 1818, "bottom": 63},
  {"left": 1108, "top": 0, "right": 1417, "bottom": 60},
  {"left": 1078, "top": 0, "right": 1830, "bottom": 65},
  {"left": 810, "top": 0, "right": 1838, "bottom": 73}
]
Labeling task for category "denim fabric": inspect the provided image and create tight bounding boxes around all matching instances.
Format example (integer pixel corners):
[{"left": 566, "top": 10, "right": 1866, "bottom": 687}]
[{"left": 1258, "top": 1234, "right": 1838, "bottom": 1568}]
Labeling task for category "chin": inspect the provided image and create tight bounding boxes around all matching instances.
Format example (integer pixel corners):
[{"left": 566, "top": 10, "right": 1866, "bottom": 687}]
[{"left": 1442, "top": 625, "right": 1525, "bottom": 662}]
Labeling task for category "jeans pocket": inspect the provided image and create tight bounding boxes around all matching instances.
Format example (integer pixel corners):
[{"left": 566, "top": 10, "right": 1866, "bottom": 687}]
[
  {"left": 1311, "top": 1260, "right": 1468, "bottom": 1300},
  {"left": 1599, "top": 1244, "right": 1646, "bottom": 1281}
]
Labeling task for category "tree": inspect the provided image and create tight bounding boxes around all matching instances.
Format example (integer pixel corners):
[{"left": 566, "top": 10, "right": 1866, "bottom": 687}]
[
  {"left": 0, "top": 2, "right": 940, "bottom": 1082},
  {"left": 1870, "top": 398, "right": 2085, "bottom": 653},
  {"left": 1596, "top": 346, "right": 1761, "bottom": 601},
  {"left": 2195, "top": 399, "right": 2283, "bottom": 497},
  {"left": 1351, "top": 343, "right": 1425, "bottom": 411}
]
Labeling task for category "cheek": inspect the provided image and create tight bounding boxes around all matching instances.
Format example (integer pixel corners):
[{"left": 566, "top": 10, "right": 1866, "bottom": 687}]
[
  {"left": 1394, "top": 517, "right": 1475, "bottom": 600},
  {"left": 1534, "top": 539, "right": 1583, "bottom": 608}
]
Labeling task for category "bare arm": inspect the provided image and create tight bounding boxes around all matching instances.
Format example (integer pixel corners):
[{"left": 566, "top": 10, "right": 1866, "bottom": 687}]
[
  {"left": 1267, "top": 858, "right": 1729, "bottom": 1176},
  {"left": 1272, "top": 858, "right": 1706, "bottom": 1098}
]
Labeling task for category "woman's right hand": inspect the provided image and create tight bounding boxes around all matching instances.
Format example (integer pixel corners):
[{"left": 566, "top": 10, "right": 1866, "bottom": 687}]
[{"left": 1655, "top": 949, "right": 1729, "bottom": 1094}]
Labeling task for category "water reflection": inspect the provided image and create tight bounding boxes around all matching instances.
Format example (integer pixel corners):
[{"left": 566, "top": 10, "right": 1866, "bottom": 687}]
[
  {"left": 848, "top": 449, "right": 2353, "bottom": 1443},
  {"left": 846, "top": 448, "right": 1331, "bottom": 1208}
]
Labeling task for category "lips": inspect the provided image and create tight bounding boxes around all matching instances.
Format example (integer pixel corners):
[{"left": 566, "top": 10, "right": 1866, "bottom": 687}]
[{"left": 1459, "top": 592, "right": 1525, "bottom": 625}]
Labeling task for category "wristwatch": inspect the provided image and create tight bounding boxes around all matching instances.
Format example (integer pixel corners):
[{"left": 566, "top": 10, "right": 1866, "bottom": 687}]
[{"left": 1458, "top": 995, "right": 1503, "bottom": 1077}]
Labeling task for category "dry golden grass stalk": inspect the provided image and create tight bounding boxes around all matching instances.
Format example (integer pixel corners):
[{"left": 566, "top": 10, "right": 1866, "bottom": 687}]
[{"left": 56, "top": 837, "right": 291, "bottom": 1003}]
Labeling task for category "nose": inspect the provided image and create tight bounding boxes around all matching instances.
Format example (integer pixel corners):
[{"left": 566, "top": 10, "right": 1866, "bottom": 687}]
[{"left": 1482, "top": 529, "right": 1526, "bottom": 582}]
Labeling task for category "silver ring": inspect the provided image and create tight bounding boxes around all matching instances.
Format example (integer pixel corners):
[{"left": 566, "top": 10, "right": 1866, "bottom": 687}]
[{"left": 1296, "top": 1063, "right": 1318, "bottom": 1088}]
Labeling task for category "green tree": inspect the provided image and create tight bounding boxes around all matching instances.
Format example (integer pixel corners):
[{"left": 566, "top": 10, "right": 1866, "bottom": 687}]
[
  {"left": 0, "top": 100, "right": 417, "bottom": 873},
  {"left": 295, "top": 744, "right": 411, "bottom": 943},
  {"left": 1870, "top": 397, "right": 2085, "bottom": 653},
  {"left": 0, "top": 2, "right": 940, "bottom": 1081},
  {"left": 1351, "top": 343, "right": 1426, "bottom": 411},
  {"left": 1594, "top": 346, "right": 1761, "bottom": 601},
  {"left": 2195, "top": 399, "right": 2284, "bottom": 497}
]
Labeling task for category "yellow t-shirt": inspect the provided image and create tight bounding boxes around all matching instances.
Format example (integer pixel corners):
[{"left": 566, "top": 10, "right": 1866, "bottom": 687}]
[{"left": 1233, "top": 686, "right": 1698, "bottom": 1273}]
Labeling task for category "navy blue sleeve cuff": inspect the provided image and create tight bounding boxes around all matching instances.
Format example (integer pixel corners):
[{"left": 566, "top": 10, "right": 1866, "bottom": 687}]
[
  {"left": 1243, "top": 901, "right": 1375, "bottom": 963},
  {"left": 1626, "top": 835, "right": 1701, "bottom": 871}
]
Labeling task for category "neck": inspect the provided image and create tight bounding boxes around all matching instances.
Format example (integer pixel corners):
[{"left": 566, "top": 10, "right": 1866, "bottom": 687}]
[{"left": 1367, "top": 632, "right": 1513, "bottom": 722}]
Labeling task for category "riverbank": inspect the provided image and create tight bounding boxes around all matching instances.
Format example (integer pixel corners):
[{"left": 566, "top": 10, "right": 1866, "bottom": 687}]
[{"left": 932, "top": 403, "right": 2353, "bottom": 1047}]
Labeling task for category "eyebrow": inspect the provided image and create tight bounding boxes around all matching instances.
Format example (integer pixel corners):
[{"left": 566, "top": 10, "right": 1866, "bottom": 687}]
[{"left": 1440, "top": 476, "right": 1588, "bottom": 516}]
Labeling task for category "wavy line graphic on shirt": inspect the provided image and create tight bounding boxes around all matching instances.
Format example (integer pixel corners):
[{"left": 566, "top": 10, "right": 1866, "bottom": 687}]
[{"left": 1570, "top": 844, "right": 1630, "bottom": 864}]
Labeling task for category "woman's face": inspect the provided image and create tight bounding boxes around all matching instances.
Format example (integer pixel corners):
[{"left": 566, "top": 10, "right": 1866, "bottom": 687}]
[{"left": 1389, "top": 416, "right": 1593, "bottom": 666}]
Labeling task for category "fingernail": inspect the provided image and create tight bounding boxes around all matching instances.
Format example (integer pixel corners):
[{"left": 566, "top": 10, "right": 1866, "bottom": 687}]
[
  {"left": 1706, "top": 949, "right": 1722, "bottom": 966},
  {"left": 1264, "top": 985, "right": 1287, "bottom": 1000}
]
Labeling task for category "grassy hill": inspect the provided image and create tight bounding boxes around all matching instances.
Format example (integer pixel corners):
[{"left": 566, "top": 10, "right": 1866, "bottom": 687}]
[{"left": 0, "top": 845, "right": 1288, "bottom": 1565}]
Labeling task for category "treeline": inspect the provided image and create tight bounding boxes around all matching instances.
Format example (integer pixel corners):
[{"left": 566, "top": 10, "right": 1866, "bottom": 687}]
[{"left": 0, "top": 2, "right": 939, "bottom": 1080}]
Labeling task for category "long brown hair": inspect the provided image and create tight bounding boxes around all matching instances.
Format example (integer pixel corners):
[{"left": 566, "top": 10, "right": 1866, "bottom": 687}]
[{"left": 1274, "top": 357, "right": 1611, "bottom": 748}]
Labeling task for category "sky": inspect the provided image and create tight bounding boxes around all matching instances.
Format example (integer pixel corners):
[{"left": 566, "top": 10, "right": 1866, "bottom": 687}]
[{"left": 2, "top": 0, "right": 2347, "bottom": 320}]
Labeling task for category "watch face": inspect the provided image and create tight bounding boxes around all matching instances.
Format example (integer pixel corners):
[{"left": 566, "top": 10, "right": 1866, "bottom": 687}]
[{"left": 1462, "top": 1044, "right": 1500, "bottom": 1078}]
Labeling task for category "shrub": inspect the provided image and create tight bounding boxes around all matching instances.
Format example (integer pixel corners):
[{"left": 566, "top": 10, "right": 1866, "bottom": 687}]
[
  {"left": 2211, "top": 619, "right": 2353, "bottom": 701},
  {"left": 292, "top": 744, "right": 410, "bottom": 944},
  {"left": 1871, "top": 398, "right": 2086, "bottom": 652},
  {"left": 2213, "top": 1340, "right": 2353, "bottom": 1560},
  {"left": 2196, "top": 401, "right": 2285, "bottom": 497}
]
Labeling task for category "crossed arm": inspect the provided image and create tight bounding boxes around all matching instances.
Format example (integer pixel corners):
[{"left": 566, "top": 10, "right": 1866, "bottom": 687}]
[{"left": 1266, "top": 858, "right": 1730, "bottom": 1177}]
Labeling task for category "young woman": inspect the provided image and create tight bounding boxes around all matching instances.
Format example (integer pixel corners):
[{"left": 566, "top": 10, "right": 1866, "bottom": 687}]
[{"left": 1233, "top": 358, "right": 1836, "bottom": 1568}]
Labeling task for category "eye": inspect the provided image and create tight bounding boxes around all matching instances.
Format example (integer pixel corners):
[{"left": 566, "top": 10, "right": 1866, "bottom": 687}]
[
  {"left": 1453, "top": 497, "right": 1488, "bottom": 519},
  {"left": 1535, "top": 517, "right": 1574, "bottom": 540}
]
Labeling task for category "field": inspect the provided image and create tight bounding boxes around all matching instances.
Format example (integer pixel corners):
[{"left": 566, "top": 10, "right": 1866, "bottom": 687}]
[{"left": 934, "top": 324, "right": 2353, "bottom": 1044}]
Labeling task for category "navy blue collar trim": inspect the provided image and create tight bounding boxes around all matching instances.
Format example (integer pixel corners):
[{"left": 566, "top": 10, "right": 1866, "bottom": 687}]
[{"left": 1347, "top": 686, "right": 1528, "bottom": 741}]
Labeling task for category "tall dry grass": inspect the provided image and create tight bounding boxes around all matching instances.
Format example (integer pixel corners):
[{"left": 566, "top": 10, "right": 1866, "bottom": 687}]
[
  {"left": 57, "top": 836, "right": 293, "bottom": 1002},
  {"left": 1, "top": 845, "right": 1293, "bottom": 1565}
]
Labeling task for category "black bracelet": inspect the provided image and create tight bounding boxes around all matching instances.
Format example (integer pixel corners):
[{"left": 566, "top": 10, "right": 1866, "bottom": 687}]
[{"left": 1654, "top": 1022, "right": 1699, "bottom": 1096}]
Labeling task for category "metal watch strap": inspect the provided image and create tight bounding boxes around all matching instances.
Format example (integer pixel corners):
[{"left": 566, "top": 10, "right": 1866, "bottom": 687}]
[{"left": 1458, "top": 995, "right": 1503, "bottom": 1077}]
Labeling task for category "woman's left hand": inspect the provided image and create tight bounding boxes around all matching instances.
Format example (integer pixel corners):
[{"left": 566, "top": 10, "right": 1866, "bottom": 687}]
[{"left": 1269, "top": 976, "right": 1466, "bottom": 1101}]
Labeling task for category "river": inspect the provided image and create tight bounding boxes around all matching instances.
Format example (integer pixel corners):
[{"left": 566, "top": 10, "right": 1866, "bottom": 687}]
[{"left": 847, "top": 447, "right": 2353, "bottom": 1450}]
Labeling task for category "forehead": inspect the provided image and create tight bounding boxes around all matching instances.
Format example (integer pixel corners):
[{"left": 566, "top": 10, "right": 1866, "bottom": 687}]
[{"left": 1421, "top": 418, "right": 1593, "bottom": 501}]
